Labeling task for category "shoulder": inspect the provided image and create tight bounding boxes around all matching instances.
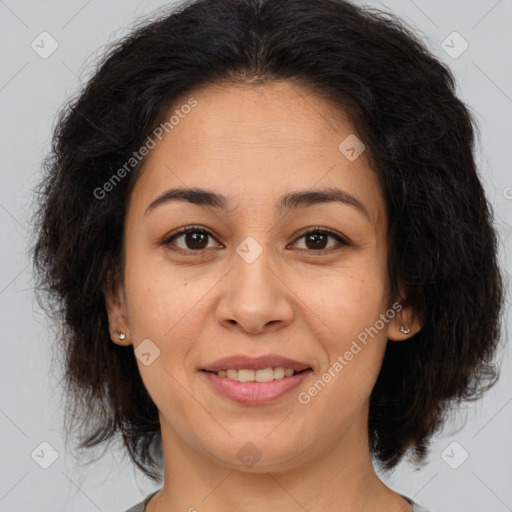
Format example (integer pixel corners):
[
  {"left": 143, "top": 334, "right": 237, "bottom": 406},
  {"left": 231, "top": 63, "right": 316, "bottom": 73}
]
[
  {"left": 123, "top": 490, "right": 433, "bottom": 512},
  {"left": 123, "top": 489, "right": 161, "bottom": 512},
  {"left": 123, "top": 501, "right": 145, "bottom": 512},
  {"left": 401, "top": 494, "right": 432, "bottom": 512},
  {"left": 412, "top": 504, "right": 431, "bottom": 512}
]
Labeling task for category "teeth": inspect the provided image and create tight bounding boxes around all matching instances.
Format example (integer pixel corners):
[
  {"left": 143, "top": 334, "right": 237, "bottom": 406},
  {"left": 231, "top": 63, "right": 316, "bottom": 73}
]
[
  {"left": 238, "top": 369, "right": 255, "bottom": 382},
  {"left": 215, "top": 367, "right": 299, "bottom": 382},
  {"left": 272, "top": 367, "right": 284, "bottom": 380},
  {"left": 226, "top": 369, "right": 238, "bottom": 380}
]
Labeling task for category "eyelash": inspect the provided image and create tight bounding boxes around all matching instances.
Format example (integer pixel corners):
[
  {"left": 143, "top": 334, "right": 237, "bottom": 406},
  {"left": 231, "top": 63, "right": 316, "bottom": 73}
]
[{"left": 161, "top": 225, "right": 351, "bottom": 255}]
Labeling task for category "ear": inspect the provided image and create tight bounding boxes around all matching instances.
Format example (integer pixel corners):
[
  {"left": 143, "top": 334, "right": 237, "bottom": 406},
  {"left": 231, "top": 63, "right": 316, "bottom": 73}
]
[
  {"left": 386, "top": 291, "right": 423, "bottom": 341},
  {"left": 103, "top": 274, "right": 132, "bottom": 347}
]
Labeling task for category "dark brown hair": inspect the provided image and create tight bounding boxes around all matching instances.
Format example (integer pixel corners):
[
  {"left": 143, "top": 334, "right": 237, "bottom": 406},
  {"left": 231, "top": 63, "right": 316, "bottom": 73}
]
[{"left": 32, "top": 0, "right": 504, "bottom": 481}]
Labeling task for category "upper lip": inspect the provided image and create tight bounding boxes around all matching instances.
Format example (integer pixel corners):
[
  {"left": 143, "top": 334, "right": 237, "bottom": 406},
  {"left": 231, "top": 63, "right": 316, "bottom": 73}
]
[{"left": 202, "top": 354, "right": 312, "bottom": 372}]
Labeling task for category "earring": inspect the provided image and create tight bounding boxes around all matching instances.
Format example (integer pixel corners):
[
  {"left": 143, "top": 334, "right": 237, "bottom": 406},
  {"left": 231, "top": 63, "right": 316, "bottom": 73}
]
[
  {"left": 117, "top": 332, "right": 126, "bottom": 341},
  {"left": 400, "top": 325, "right": 411, "bottom": 334}
]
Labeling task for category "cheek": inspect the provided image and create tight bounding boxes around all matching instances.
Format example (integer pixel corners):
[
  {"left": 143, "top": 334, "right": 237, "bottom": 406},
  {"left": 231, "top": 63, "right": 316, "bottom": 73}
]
[
  {"left": 123, "top": 248, "right": 212, "bottom": 342},
  {"left": 297, "top": 274, "right": 390, "bottom": 420},
  {"left": 300, "top": 262, "right": 390, "bottom": 346},
  {"left": 297, "top": 260, "right": 391, "bottom": 407},
  {"left": 123, "top": 264, "right": 210, "bottom": 414}
]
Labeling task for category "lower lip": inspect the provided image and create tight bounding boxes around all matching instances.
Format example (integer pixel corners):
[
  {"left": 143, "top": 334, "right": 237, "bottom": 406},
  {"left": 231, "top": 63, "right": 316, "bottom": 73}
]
[{"left": 201, "top": 370, "right": 312, "bottom": 404}]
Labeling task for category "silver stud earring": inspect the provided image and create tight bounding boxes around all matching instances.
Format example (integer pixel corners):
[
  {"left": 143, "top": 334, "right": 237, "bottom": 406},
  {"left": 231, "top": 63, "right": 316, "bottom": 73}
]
[
  {"left": 400, "top": 325, "right": 411, "bottom": 334},
  {"left": 117, "top": 332, "right": 126, "bottom": 341}
]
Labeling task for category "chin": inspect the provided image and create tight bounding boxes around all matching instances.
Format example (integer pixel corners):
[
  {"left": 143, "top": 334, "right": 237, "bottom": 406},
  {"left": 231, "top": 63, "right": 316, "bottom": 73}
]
[{"left": 201, "top": 435, "right": 311, "bottom": 474}]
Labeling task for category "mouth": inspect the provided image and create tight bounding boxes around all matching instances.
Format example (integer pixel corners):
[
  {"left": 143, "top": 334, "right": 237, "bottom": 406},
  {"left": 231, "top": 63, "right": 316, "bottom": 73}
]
[
  {"left": 200, "top": 354, "right": 313, "bottom": 404},
  {"left": 202, "top": 367, "right": 307, "bottom": 382}
]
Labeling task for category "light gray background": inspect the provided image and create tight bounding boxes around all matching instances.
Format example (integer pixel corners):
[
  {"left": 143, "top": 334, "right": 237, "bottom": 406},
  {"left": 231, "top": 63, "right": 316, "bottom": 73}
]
[{"left": 0, "top": 0, "right": 510, "bottom": 511}]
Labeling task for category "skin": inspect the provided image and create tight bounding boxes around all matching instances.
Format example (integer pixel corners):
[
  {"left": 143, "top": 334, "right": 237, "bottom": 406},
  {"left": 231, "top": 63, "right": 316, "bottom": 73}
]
[{"left": 105, "top": 80, "right": 421, "bottom": 512}]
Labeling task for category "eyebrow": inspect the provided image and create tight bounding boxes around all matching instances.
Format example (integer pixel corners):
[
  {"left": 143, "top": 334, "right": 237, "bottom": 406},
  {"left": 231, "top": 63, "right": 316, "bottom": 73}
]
[{"left": 145, "top": 186, "right": 370, "bottom": 220}]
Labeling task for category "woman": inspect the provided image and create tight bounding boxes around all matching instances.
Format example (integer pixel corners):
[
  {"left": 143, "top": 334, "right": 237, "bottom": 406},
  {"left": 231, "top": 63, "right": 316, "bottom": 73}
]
[{"left": 32, "top": 0, "right": 504, "bottom": 510}]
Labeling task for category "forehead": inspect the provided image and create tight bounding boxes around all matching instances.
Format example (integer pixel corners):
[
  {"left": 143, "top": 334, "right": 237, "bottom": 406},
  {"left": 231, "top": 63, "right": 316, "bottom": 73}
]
[
  {"left": 130, "top": 81, "right": 386, "bottom": 228},
  {"left": 162, "top": 80, "right": 358, "bottom": 159}
]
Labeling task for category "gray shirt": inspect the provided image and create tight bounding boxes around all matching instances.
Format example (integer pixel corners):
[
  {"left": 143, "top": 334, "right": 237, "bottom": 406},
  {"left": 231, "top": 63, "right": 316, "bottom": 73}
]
[{"left": 124, "top": 490, "right": 431, "bottom": 511}]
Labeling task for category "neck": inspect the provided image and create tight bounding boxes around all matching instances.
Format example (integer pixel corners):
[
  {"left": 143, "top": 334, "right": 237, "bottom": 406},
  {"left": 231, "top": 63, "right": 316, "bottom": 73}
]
[{"left": 148, "top": 412, "right": 411, "bottom": 512}]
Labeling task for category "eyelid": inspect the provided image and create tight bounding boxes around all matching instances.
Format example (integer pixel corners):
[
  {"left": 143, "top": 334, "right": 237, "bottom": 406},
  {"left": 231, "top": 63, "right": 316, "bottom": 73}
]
[
  {"left": 161, "top": 225, "right": 223, "bottom": 247},
  {"left": 288, "top": 226, "right": 352, "bottom": 250},
  {"left": 161, "top": 225, "right": 352, "bottom": 253}
]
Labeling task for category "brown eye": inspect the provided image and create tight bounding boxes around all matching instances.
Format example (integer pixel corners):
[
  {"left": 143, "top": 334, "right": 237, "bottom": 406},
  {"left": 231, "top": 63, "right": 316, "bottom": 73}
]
[
  {"left": 183, "top": 231, "right": 209, "bottom": 250},
  {"left": 164, "top": 227, "right": 221, "bottom": 252},
  {"left": 304, "top": 232, "right": 328, "bottom": 250},
  {"left": 291, "top": 228, "right": 350, "bottom": 252}
]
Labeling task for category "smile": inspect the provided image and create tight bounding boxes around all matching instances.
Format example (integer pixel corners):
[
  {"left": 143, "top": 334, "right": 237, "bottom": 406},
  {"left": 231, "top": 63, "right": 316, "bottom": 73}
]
[
  {"left": 213, "top": 367, "right": 296, "bottom": 382},
  {"left": 201, "top": 368, "right": 312, "bottom": 404}
]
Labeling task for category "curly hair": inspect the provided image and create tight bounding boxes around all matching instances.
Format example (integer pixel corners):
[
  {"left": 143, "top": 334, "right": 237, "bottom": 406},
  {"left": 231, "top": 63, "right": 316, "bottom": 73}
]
[{"left": 32, "top": 0, "right": 504, "bottom": 481}]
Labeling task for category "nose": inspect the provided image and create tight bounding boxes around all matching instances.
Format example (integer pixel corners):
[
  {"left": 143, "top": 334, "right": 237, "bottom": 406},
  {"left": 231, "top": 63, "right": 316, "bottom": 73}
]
[{"left": 216, "top": 245, "right": 295, "bottom": 334}]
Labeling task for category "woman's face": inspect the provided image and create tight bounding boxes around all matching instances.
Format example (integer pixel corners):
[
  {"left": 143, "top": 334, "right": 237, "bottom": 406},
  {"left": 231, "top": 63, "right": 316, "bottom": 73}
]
[{"left": 107, "top": 80, "right": 411, "bottom": 472}]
